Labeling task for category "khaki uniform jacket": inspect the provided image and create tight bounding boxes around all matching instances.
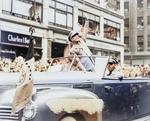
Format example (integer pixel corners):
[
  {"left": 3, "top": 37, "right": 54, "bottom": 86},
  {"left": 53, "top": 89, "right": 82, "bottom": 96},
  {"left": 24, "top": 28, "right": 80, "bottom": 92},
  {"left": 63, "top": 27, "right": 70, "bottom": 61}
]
[{"left": 105, "top": 68, "right": 124, "bottom": 78}]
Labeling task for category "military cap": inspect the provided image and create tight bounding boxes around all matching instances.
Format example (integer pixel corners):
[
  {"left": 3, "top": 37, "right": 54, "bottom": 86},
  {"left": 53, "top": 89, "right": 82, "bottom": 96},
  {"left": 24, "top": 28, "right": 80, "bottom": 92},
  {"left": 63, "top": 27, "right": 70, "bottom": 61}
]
[
  {"left": 108, "top": 57, "right": 118, "bottom": 65},
  {"left": 68, "top": 31, "right": 79, "bottom": 42}
]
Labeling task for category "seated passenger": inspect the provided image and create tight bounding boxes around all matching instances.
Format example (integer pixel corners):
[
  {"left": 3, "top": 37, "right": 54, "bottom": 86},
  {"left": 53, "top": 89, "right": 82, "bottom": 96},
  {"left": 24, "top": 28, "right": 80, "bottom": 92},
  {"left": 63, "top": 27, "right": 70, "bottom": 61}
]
[
  {"left": 48, "top": 57, "right": 86, "bottom": 72},
  {"left": 105, "top": 57, "right": 124, "bottom": 78},
  {"left": 139, "top": 64, "right": 150, "bottom": 77},
  {"left": 69, "top": 44, "right": 95, "bottom": 71}
]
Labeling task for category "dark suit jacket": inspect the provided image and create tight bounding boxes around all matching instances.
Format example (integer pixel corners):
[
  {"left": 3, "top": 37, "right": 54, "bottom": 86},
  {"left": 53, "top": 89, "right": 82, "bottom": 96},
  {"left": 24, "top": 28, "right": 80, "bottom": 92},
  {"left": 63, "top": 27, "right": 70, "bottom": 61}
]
[{"left": 139, "top": 72, "right": 150, "bottom": 78}]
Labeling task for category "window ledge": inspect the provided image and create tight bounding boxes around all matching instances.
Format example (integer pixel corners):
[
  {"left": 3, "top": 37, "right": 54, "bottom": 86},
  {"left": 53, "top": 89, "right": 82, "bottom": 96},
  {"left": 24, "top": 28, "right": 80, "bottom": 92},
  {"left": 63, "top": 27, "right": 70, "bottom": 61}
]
[
  {"left": 0, "top": 13, "right": 45, "bottom": 29},
  {"left": 48, "top": 25, "right": 72, "bottom": 34},
  {"left": 87, "top": 35, "right": 124, "bottom": 47}
]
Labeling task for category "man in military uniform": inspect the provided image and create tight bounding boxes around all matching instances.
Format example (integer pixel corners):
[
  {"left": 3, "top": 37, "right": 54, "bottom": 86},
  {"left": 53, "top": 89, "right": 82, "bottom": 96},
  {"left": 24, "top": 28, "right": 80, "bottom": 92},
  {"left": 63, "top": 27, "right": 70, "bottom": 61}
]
[
  {"left": 105, "top": 57, "right": 124, "bottom": 78},
  {"left": 66, "top": 17, "right": 95, "bottom": 71}
]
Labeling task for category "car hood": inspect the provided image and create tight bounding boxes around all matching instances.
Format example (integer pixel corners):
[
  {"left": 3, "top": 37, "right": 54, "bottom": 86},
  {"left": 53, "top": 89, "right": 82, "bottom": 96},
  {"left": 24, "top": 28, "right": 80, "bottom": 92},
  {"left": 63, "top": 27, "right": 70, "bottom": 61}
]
[{"left": 0, "top": 71, "right": 99, "bottom": 86}]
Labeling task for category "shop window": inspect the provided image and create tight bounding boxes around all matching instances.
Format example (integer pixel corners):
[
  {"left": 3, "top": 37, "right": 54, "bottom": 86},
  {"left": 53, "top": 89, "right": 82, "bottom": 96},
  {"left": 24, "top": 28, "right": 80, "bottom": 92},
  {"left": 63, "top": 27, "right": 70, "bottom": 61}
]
[
  {"left": 137, "top": 17, "right": 143, "bottom": 29},
  {"left": 124, "top": 2, "right": 129, "bottom": 12},
  {"left": 90, "top": 48, "right": 102, "bottom": 55},
  {"left": 147, "top": 35, "right": 150, "bottom": 51},
  {"left": 0, "top": 45, "right": 16, "bottom": 60},
  {"left": 108, "top": 51, "right": 115, "bottom": 56},
  {"left": 90, "top": 48, "right": 120, "bottom": 60},
  {"left": 124, "top": 37, "right": 129, "bottom": 52},
  {"left": 104, "top": 0, "right": 120, "bottom": 11},
  {"left": 124, "top": 18, "right": 129, "bottom": 31},
  {"left": 104, "top": 19, "right": 120, "bottom": 41},
  {"left": 49, "top": 0, "right": 73, "bottom": 30},
  {"left": 102, "top": 50, "right": 119, "bottom": 59},
  {"left": 2, "top": 0, "right": 42, "bottom": 23},
  {"left": 148, "top": 0, "right": 150, "bottom": 9},
  {"left": 137, "top": 0, "right": 143, "bottom": 10},
  {"left": 34, "top": 37, "right": 42, "bottom": 47},
  {"left": 52, "top": 42, "right": 67, "bottom": 58},
  {"left": 0, "top": 45, "right": 42, "bottom": 61},
  {"left": 78, "top": 10, "right": 100, "bottom": 36},
  {"left": 115, "top": 51, "right": 120, "bottom": 59},
  {"left": 137, "top": 36, "right": 143, "bottom": 52},
  {"left": 101, "top": 50, "right": 108, "bottom": 56},
  {"left": 34, "top": 48, "right": 42, "bottom": 61},
  {"left": 94, "top": 0, "right": 100, "bottom": 4}
]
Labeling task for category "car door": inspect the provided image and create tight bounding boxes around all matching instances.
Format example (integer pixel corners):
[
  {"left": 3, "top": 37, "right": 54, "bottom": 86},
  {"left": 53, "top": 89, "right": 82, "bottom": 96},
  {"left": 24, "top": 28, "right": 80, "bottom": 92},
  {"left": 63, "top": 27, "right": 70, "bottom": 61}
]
[
  {"left": 102, "top": 79, "right": 131, "bottom": 121},
  {"left": 72, "top": 56, "right": 108, "bottom": 93},
  {"left": 135, "top": 79, "right": 150, "bottom": 118},
  {"left": 102, "top": 78, "right": 150, "bottom": 121}
]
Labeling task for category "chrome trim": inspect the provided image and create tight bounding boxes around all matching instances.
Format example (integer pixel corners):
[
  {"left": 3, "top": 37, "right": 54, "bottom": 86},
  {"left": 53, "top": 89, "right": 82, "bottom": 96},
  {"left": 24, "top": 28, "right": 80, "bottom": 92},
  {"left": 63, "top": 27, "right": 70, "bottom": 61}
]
[
  {"left": 23, "top": 101, "right": 38, "bottom": 120},
  {"left": 0, "top": 106, "right": 18, "bottom": 121},
  {"left": 132, "top": 115, "right": 150, "bottom": 121},
  {"left": 0, "top": 113, "right": 18, "bottom": 116},
  {"left": 0, "top": 106, "right": 12, "bottom": 108},
  {"left": 0, "top": 116, "right": 18, "bottom": 119}
]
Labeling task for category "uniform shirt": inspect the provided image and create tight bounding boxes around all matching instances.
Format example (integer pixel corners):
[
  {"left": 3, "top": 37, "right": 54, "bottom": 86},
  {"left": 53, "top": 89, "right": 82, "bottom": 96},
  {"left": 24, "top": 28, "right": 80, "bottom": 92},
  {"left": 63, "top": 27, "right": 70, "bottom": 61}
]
[{"left": 105, "top": 68, "right": 124, "bottom": 78}]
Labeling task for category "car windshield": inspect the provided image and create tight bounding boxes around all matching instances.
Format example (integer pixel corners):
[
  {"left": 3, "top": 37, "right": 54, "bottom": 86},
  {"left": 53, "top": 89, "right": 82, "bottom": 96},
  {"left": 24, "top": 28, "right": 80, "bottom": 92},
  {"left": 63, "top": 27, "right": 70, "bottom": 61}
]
[{"left": 47, "top": 56, "right": 108, "bottom": 77}]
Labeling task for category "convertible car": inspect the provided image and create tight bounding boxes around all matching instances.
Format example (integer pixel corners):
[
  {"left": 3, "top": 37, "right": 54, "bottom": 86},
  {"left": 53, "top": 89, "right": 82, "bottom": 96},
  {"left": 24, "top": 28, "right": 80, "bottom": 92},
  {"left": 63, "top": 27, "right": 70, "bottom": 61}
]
[{"left": 0, "top": 56, "right": 150, "bottom": 121}]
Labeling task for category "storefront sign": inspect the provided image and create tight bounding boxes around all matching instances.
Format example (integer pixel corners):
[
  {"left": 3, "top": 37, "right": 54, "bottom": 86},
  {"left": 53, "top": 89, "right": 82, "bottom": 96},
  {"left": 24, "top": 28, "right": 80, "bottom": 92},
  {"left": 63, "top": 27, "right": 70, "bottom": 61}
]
[
  {"left": 7, "top": 34, "right": 29, "bottom": 44},
  {"left": 1, "top": 30, "right": 42, "bottom": 47},
  {"left": 94, "top": 41, "right": 110, "bottom": 49}
]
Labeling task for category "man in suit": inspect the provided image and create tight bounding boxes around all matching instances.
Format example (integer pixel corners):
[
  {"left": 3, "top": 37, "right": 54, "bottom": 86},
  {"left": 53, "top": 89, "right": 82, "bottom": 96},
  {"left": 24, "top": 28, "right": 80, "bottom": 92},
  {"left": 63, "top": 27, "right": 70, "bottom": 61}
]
[{"left": 139, "top": 64, "right": 150, "bottom": 77}]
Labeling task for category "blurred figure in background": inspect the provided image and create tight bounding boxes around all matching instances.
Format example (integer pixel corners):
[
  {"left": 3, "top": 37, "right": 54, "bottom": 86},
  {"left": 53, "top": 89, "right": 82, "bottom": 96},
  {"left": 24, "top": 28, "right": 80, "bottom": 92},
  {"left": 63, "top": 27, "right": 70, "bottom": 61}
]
[
  {"left": 129, "top": 67, "right": 137, "bottom": 78},
  {"left": 139, "top": 64, "right": 150, "bottom": 77}
]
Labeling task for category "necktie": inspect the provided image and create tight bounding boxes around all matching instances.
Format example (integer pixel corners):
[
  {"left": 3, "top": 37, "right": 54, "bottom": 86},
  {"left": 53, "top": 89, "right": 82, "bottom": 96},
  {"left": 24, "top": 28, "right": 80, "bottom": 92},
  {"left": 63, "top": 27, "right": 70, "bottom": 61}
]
[{"left": 107, "top": 71, "right": 112, "bottom": 76}]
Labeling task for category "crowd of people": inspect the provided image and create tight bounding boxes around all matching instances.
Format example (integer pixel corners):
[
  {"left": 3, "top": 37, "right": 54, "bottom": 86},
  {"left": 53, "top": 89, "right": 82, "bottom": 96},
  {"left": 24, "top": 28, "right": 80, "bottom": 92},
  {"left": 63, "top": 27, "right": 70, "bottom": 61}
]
[
  {"left": 0, "top": 16, "right": 148, "bottom": 77},
  {"left": 116, "top": 64, "right": 150, "bottom": 78},
  {"left": 0, "top": 56, "right": 49, "bottom": 73},
  {"left": 1, "top": 17, "right": 149, "bottom": 76},
  {"left": 0, "top": 56, "right": 150, "bottom": 79}
]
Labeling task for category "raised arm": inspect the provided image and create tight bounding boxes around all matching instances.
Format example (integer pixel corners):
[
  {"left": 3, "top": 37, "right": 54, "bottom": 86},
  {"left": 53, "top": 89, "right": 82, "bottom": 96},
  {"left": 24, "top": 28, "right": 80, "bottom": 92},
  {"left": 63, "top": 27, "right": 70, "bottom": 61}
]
[{"left": 82, "top": 19, "right": 89, "bottom": 42}]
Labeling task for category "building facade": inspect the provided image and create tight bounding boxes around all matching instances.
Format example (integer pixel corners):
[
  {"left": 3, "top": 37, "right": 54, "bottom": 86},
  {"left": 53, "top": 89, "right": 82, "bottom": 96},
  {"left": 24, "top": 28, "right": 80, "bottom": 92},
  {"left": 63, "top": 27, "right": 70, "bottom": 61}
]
[
  {"left": 0, "top": 0, "right": 124, "bottom": 65},
  {"left": 124, "top": 0, "right": 150, "bottom": 65}
]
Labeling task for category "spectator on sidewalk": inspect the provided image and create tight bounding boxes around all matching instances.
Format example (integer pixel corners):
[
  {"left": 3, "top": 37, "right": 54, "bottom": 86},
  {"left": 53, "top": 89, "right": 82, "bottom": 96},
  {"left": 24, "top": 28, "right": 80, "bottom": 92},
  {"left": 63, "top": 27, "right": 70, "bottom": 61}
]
[{"left": 139, "top": 64, "right": 150, "bottom": 77}]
